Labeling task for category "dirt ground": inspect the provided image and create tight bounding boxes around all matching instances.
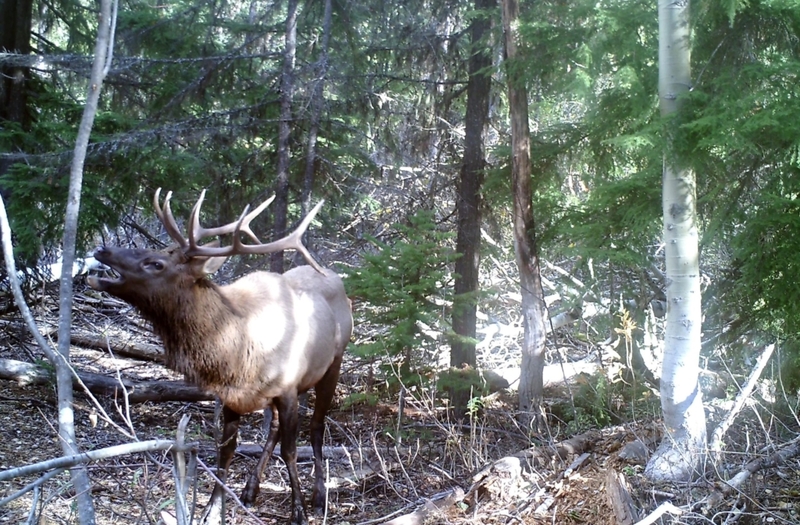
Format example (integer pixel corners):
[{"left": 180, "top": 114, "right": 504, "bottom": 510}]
[{"left": 1, "top": 284, "right": 799, "bottom": 525}]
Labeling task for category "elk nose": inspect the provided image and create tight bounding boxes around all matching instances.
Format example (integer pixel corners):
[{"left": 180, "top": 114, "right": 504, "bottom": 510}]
[{"left": 93, "top": 246, "right": 113, "bottom": 261}]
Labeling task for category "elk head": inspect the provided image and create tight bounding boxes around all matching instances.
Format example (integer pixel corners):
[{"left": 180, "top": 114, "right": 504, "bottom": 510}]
[{"left": 88, "top": 188, "right": 324, "bottom": 309}]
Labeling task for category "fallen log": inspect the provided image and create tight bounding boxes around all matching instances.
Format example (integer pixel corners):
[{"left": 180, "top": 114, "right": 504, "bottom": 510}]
[
  {"left": 382, "top": 487, "right": 465, "bottom": 525},
  {"left": 606, "top": 469, "right": 639, "bottom": 525},
  {"left": 0, "top": 357, "right": 212, "bottom": 403},
  {"left": 0, "top": 321, "right": 164, "bottom": 362},
  {"left": 705, "top": 434, "right": 800, "bottom": 510},
  {"left": 483, "top": 358, "right": 599, "bottom": 391},
  {"left": 69, "top": 331, "right": 164, "bottom": 361}
]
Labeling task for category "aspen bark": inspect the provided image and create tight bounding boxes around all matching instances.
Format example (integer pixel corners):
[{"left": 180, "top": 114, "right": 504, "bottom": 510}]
[
  {"left": 645, "top": 0, "right": 707, "bottom": 481},
  {"left": 54, "top": 0, "right": 117, "bottom": 521}
]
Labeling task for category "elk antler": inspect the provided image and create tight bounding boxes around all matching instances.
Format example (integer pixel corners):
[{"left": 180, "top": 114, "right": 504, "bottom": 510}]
[
  {"left": 187, "top": 189, "right": 272, "bottom": 245},
  {"left": 153, "top": 188, "right": 326, "bottom": 274},
  {"left": 153, "top": 188, "right": 189, "bottom": 249}
]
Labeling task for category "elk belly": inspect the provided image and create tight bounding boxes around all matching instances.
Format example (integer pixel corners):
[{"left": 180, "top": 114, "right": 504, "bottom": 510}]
[{"left": 216, "top": 387, "right": 271, "bottom": 414}]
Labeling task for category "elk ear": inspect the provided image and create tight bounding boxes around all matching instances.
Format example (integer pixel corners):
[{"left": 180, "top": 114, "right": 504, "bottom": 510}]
[
  {"left": 199, "top": 255, "right": 227, "bottom": 275},
  {"left": 188, "top": 241, "right": 227, "bottom": 277}
]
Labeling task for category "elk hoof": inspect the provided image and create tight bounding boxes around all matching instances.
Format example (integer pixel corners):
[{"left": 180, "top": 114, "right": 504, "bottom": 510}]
[
  {"left": 311, "top": 488, "right": 326, "bottom": 512},
  {"left": 240, "top": 479, "right": 261, "bottom": 506},
  {"left": 290, "top": 510, "right": 309, "bottom": 525},
  {"left": 199, "top": 502, "right": 223, "bottom": 525}
]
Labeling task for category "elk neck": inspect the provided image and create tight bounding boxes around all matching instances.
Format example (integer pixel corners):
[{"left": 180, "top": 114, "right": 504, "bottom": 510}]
[{"left": 142, "top": 278, "right": 249, "bottom": 390}]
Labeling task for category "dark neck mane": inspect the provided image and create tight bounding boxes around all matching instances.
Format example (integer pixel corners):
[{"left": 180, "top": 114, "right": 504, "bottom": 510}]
[{"left": 140, "top": 280, "right": 245, "bottom": 389}]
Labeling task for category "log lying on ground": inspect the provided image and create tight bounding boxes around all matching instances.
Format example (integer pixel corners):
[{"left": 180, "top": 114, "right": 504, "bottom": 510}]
[
  {"left": 69, "top": 330, "right": 164, "bottom": 361},
  {"left": 482, "top": 357, "right": 599, "bottom": 391},
  {"left": 369, "top": 429, "right": 614, "bottom": 524},
  {"left": 606, "top": 469, "right": 639, "bottom": 525},
  {"left": 469, "top": 428, "right": 605, "bottom": 491},
  {"left": 705, "top": 434, "right": 800, "bottom": 510},
  {"left": 383, "top": 487, "right": 465, "bottom": 525},
  {"left": 0, "top": 358, "right": 212, "bottom": 403},
  {"left": 0, "top": 321, "right": 164, "bottom": 362}
]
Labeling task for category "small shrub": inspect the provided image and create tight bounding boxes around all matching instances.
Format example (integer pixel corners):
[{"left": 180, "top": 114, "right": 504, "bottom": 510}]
[{"left": 345, "top": 210, "right": 456, "bottom": 389}]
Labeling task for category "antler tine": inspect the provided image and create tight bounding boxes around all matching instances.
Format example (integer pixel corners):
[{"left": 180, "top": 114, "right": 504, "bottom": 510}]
[
  {"left": 153, "top": 188, "right": 189, "bottom": 248},
  {"left": 187, "top": 189, "right": 207, "bottom": 251},
  {"left": 234, "top": 199, "right": 325, "bottom": 273},
  {"left": 188, "top": 199, "right": 327, "bottom": 274},
  {"left": 188, "top": 191, "right": 275, "bottom": 250}
]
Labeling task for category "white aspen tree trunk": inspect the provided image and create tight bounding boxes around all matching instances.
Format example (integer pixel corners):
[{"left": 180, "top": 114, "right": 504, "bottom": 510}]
[
  {"left": 645, "top": 0, "right": 707, "bottom": 482},
  {"left": 51, "top": 0, "right": 117, "bottom": 522}
]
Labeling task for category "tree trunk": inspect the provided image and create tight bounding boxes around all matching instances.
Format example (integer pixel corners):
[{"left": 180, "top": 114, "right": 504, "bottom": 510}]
[
  {"left": 450, "top": 0, "right": 493, "bottom": 418},
  {"left": 0, "top": 0, "right": 34, "bottom": 199},
  {"left": 0, "top": 0, "right": 32, "bottom": 124},
  {"left": 301, "top": 0, "right": 333, "bottom": 218},
  {"left": 501, "top": 0, "right": 548, "bottom": 430},
  {"left": 645, "top": 0, "right": 706, "bottom": 482},
  {"left": 270, "top": 0, "right": 299, "bottom": 274},
  {"left": 54, "top": 1, "right": 117, "bottom": 521}
]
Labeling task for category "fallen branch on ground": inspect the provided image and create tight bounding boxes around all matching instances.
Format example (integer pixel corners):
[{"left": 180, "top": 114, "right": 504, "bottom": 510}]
[
  {"left": 606, "top": 469, "right": 639, "bottom": 525},
  {"left": 0, "top": 321, "right": 164, "bottom": 362},
  {"left": 69, "top": 330, "right": 164, "bottom": 361},
  {"left": 0, "top": 439, "right": 183, "bottom": 482},
  {"left": 709, "top": 343, "right": 775, "bottom": 458},
  {"left": 470, "top": 428, "right": 605, "bottom": 489},
  {"left": 705, "top": 434, "right": 800, "bottom": 509},
  {"left": 363, "top": 487, "right": 465, "bottom": 525}
]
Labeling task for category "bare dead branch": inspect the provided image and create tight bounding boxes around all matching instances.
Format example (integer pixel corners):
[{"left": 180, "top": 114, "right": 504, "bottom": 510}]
[
  {"left": 0, "top": 439, "right": 182, "bottom": 482},
  {"left": 710, "top": 344, "right": 775, "bottom": 457}
]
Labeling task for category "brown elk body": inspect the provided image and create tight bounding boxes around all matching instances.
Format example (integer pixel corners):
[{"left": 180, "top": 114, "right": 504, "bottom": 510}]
[{"left": 88, "top": 190, "right": 352, "bottom": 525}]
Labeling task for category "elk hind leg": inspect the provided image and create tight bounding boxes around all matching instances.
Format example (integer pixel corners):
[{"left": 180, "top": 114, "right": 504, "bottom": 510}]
[
  {"left": 276, "top": 392, "right": 307, "bottom": 525},
  {"left": 310, "top": 356, "right": 343, "bottom": 511},
  {"left": 241, "top": 404, "right": 280, "bottom": 505}
]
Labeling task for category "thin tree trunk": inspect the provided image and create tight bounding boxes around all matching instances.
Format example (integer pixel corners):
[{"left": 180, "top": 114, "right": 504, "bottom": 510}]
[
  {"left": 501, "top": 0, "right": 548, "bottom": 430},
  {"left": 450, "top": 0, "right": 493, "bottom": 417},
  {"left": 270, "top": 0, "right": 298, "bottom": 274},
  {"left": 55, "top": 1, "right": 117, "bottom": 522},
  {"left": 645, "top": 0, "right": 706, "bottom": 482},
  {"left": 301, "top": 0, "right": 332, "bottom": 218}
]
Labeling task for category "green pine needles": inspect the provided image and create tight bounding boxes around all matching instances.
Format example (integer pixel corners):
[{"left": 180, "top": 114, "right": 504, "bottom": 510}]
[{"left": 344, "top": 210, "right": 457, "bottom": 388}]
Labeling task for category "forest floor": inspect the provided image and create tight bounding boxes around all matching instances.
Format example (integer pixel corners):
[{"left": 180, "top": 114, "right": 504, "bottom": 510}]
[{"left": 1, "top": 282, "right": 799, "bottom": 525}]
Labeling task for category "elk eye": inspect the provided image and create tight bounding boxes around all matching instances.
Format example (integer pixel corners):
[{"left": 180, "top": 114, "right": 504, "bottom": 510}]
[{"left": 147, "top": 260, "right": 165, "bottom": 271}]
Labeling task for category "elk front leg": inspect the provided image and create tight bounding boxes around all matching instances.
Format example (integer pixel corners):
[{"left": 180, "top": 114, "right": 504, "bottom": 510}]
[
  {"left": 242, "top": 404, "right": 280, "bottom": 505},
  {"left": 201, "top": 405, "right": 241, "bottom": 525}
]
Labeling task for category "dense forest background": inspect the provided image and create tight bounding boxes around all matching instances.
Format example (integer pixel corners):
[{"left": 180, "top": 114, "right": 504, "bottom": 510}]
[
  {"left": 2, "top": 0, "right": 797, "bottom": 354},
  {"left": 2, "top": 0, "right": 800, "bottom": 522},
  {"left": 2, "top": 0, "right": 797, "bottom": 374}
]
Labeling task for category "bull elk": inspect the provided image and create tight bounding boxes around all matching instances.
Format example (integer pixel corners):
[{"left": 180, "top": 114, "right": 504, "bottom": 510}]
[{"left": 87, "top": 189, "right": 353, "bottom": 525}]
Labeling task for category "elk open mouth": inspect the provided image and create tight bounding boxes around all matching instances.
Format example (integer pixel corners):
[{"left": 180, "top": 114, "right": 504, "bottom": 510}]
[
  {"left": 86, "top": 251, "right": 121, "bottom": 290},
  {"left": 87, "top": 269, "right": 122, "bottom": 290}
]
